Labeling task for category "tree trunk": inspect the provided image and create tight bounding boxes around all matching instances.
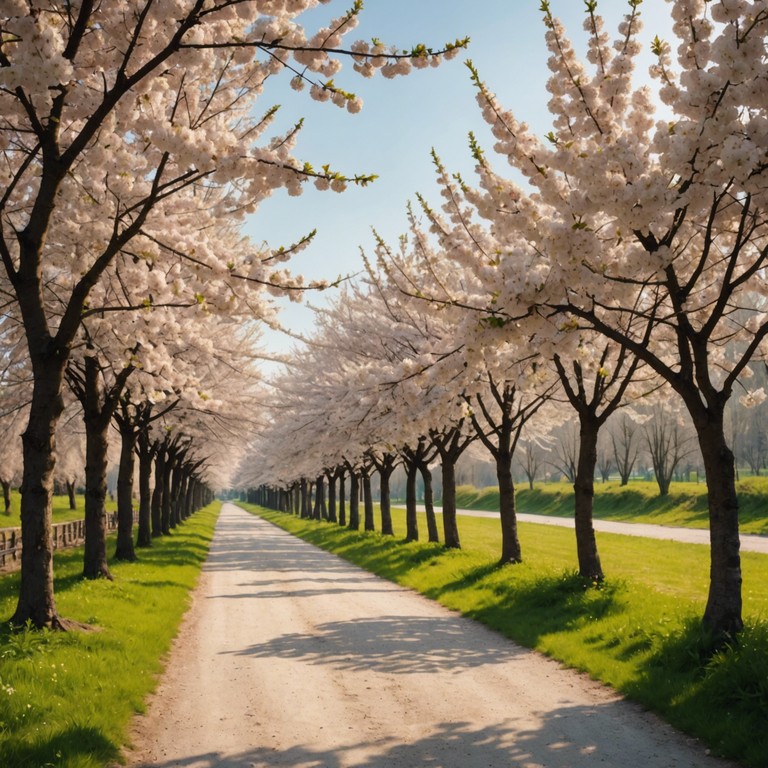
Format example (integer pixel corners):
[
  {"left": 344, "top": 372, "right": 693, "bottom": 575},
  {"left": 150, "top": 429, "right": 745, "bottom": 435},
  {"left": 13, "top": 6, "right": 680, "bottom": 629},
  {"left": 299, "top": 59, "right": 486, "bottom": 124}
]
[
  {"left": 420, "top": 464, "right": 439, "bottom": 543},
  {"left": 170, "top": 462, "right": 183, "bottom": 528},
  {"left": 696, "top": 414, "right": 743, "bottom": 638},
  {"left": 1, "top": 480, "right": 10, "bottom": 515},
  {"left": 11, "top": 353, "right": 67, "bottom": 628},
  {"left": 326, "top": 472, "right": 337, "bottom": 523},
  {"left": 379, "top": 467, "right": 394, "bottom": 536},
  {"left": 497, "top": 453, "right": 522, "bottom": 564},
  {"left": 151, "top": 448, "right": 165, "bottom": 538},
  {"left": 66, "top": 480, "right": 77, "bottom": 511},
  {"left": 161, "top": 452, "right": 173, "bottom": 535},
  {"left": 176, "top": 472, "right": 188, "bottom": 522},
  {"left": 337, "top": 470, "right": 346, "bottom": 527},
  {"left": 405, "top": 460, "right": 419, "bottom": 542},
  {"left": 300, "top": 479, "right": 309, "bottom": 519},
  {"left": 114, "top": 422, "right": 137, "bottom": 561},
  {"left": 362, "top": 471, "right": 374, "bottom": 532},
  {"left": 441, "top": 458, "right": 461, "bottom": 549},
  {"left": 81, "top": 358, "right": 113, "bottom": 581},
  {"left": 348, "top": 471, "right": 360, "bottom": 530},
  {"left": 574, "top": 415, "right": 604, "bottom": 581},
  {"left": 313, "top": 477, "right": 323, "bottom": 520},
  {"left": 136, "top": 435, "right": 154, "bottom": 548},
  {"left": 183, "top": 475, "right": 195, "bottom": 519}
]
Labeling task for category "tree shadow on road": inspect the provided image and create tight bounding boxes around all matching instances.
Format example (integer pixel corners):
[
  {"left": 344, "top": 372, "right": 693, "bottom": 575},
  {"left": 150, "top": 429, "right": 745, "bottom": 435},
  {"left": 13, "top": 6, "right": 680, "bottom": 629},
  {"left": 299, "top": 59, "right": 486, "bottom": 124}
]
[
  {"left": 226, "top": 613, "right": 529, "bottom": 675},
  {"left": 125, "top": 703, "right": 723, "bottom": 768}
]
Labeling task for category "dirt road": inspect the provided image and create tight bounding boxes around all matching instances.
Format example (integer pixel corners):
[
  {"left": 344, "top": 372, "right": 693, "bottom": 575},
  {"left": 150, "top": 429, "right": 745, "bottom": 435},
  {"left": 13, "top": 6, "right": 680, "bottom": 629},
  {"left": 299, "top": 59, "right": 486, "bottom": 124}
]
[{"left": 124, "top": 503, "right": 736, "bottom": 768}]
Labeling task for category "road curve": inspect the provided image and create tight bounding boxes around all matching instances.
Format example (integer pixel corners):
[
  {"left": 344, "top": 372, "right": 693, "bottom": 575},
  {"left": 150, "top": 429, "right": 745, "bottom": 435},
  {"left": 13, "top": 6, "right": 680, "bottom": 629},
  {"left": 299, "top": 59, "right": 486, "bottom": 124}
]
[{"left": 123, "top": 502, "right": 736, "bottom": 768}]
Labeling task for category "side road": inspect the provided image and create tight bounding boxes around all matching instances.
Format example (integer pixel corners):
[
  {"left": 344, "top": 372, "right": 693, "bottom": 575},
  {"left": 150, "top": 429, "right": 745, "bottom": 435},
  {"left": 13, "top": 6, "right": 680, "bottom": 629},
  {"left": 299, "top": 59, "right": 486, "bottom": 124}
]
[
  {"left": 123, "top": 502, "right": 737, "bottom": 768},
  {"left": 502, "top": 510, "right": 767, "bottom": 554},
  {"left": 400, "top": 506, "right": 768, "bottom": 554}
]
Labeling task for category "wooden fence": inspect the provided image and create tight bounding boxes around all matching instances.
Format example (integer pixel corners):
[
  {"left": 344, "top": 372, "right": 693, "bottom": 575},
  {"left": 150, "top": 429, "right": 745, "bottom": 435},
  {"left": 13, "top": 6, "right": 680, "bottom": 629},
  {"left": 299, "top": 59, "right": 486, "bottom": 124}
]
[{"left": 0, "top": 512, "right": 122, "bottom": 571}]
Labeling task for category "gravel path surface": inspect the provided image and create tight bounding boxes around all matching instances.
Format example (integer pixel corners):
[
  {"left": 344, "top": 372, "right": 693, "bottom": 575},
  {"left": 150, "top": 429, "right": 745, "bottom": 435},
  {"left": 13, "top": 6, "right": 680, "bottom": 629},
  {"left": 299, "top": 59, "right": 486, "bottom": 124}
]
[{"left": 123, "top": 502, "right": 738, "bottom": 768}]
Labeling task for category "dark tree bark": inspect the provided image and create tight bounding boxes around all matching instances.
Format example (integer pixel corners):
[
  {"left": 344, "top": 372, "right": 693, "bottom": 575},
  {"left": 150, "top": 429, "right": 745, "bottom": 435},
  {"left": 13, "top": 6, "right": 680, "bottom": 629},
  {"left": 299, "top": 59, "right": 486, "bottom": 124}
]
[
  {"left": 66, "top": 480, "right": 77, "bottom": 511},
  {"left": 325, "top": 470, "right": 337, "bottom": 523},
  {"left": 313, "top": 475, "right": 324, "bottom": 520},
  {"left": 300, "top": 479, "right": 310, "bottom": 519},
  {"left": 573, "top": 415, "right": 603, "bottom": 581},
  {"left": 11, "top": 344, "right": 69, "bottom": 628},
  {"left": 1, "top": 480, "right": 11, "bottom": 515},
  {"left": 552, "top": 347, "right": 641, "bottom": 583},
  {"left": 441, "top": 459, "right": 459, "bottom": 548},
  {"left": 362, "top": 469, "right": 374, "bottom": 532},
  {"left": 320, "top": 477, "right": 328, "bottom": 520},
  {"left": 183, "top": 474, "right": 195, "bottom": 519},
  {"left": 292, "top": 484, "right": 300, "bottom": 516},
  {"left": 337, "top": 468, "right": 346, "bottom": 527},
  {"left": 83, "top": 393, "right": 112, "bottom": 579},
  {"left": 151, "top": 444, "right": 166, "bottom": 538},
  {"left": 170, "top": 462, "right": 183, "bottom": 528},
  {"left": 496, "top": 452, "right": 522, "bottom": 564},
  {"left": 420, "top": 463, "right": 439, "bottom": 543},
  {"left": 136, "top": 432, "right": 156, "bottom": 547},
  {"left": 466, "top": 377, "right": 550, "bottom": 565},
  {"left": 690, "top": 404, "right": 742, "bottom": 636},
  {"left": 114, "top": 419, "right": 137, "bottom": 561},
  {"left": 66, "top": 355, "right": 133, "bottom": 580},
  {"left": 403, "top": 453, "right": 419, "bottom": 542},
  {"left": 161, "top": 447, "right": 173, "bottom": 535},
  {"left": 348, "top": 470, "right": 360, "bottom": 531},
  {"left": 368, "top": 452, "right": 397, "bottom": 537},
  {"left": 116, "top": 398, "right": 177, "bottom": 549},
  {"left": 176, "top": 471, "right": 188, "bottom": 522},
  {"left": 401, "top": 439, "right": 438, "bottom": 543},
  {"left": 431, "top": 426, "right": 474, "bottom": 550}
]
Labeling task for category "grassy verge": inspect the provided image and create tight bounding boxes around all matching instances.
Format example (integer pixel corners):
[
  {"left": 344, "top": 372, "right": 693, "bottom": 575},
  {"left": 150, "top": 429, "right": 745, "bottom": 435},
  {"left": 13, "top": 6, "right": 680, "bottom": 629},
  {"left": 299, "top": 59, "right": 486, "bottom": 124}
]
[
  {"left": 454, "top": 477, "right": 768, "bottom": 534},
  {"left": 0, "top": 501, "right": 220, "bottom": 768},
  {"left": 240, "top": 502, "right": 768, "bottom": 768},
  {"left": 0, "top": 492, "right": 114, "bottom": 528}
]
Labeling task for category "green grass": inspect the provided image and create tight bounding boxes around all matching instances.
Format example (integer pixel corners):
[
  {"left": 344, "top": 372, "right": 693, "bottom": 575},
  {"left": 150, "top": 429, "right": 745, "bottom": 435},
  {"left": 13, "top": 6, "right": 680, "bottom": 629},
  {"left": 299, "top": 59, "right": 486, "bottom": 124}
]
[
  {"left": 0, "top": 491, "right": 115, "bottom": 529},
  {"left": 454, "top": 477, "right": 768, "bottom": 534},
  {"left": 240, "top": 503, "right": 768, "bottom": 768},
  {"left": 0, "top": 501, "right": 220, "bottom": 768}
]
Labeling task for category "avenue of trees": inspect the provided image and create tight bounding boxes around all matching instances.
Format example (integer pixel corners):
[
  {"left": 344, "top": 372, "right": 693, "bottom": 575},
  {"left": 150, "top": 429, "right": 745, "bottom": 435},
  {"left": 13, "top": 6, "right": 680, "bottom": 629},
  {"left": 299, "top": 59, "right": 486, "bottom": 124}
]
[
  {"left": 0, "top": 0, "right": 765, "bottom": 644},
  {"left": 237, "top": 0, "right": 768, "bottom": 640},
  {"left": 0, "top": 0, "right": 465, "bottom": 629}
]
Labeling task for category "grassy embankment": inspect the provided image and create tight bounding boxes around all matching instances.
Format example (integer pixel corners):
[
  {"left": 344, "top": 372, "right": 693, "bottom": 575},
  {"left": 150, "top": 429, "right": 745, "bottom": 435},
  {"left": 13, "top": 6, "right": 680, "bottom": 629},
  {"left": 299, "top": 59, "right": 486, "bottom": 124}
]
[
  {"left": 240, "top": 497, "right": 768, "bottom": 768},
  {"left": 455, "top": 476, "right": 768, "bottom": 534},
  {"left": 0, "top": 501, "right": 220, "bottom": 768}
]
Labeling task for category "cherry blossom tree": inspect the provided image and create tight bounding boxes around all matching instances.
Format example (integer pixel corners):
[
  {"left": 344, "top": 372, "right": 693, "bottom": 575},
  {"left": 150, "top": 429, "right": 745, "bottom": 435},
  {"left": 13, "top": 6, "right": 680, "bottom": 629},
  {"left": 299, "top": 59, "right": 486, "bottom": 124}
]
[
  {"left": 0, "top": 0, "right": 465, "bottom": 628},
  {"left": 459, "top": 0, "right": 767, "bottom": 636}
]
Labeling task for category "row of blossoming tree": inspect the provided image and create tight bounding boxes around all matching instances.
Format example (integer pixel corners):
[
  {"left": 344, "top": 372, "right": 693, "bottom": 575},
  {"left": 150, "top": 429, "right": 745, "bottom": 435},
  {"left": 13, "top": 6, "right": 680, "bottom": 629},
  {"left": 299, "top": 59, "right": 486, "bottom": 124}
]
[
  {"left": 239, "top": 0, "right": 768, "bottom": 640},
  {"left": 0, "top": 0, "right": 466, "bottom": 629}
]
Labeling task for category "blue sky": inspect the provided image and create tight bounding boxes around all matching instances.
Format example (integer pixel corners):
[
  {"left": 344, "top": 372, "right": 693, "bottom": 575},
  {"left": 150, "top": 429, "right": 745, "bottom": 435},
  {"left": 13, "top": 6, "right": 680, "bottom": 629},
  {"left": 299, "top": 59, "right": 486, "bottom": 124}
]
[{"left": 245, "top": 0, "right": 673, "bottom": 353}]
